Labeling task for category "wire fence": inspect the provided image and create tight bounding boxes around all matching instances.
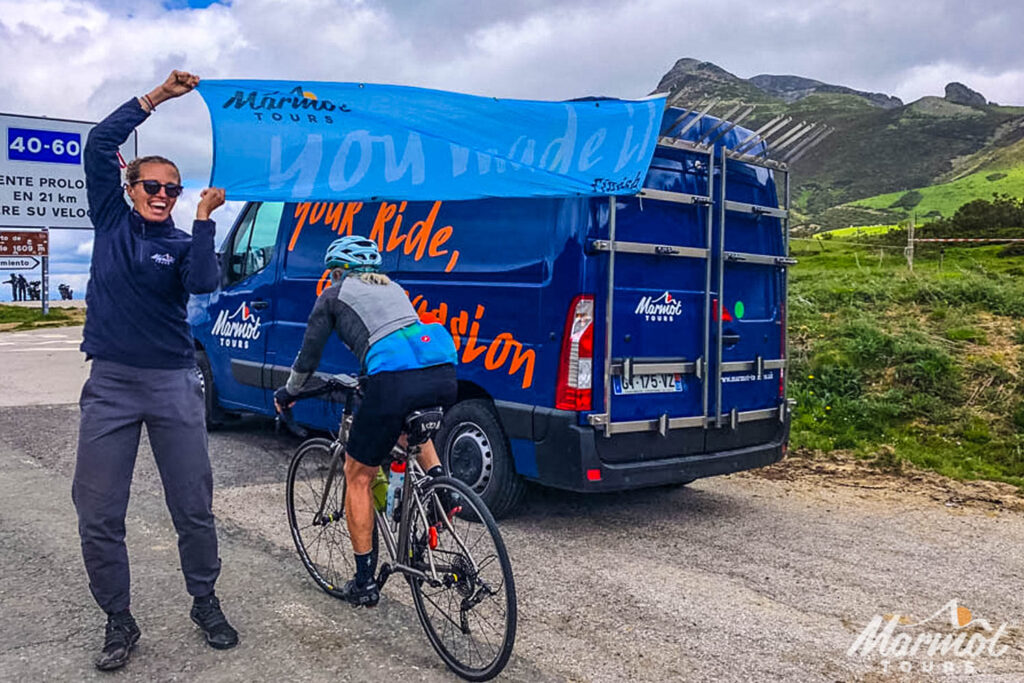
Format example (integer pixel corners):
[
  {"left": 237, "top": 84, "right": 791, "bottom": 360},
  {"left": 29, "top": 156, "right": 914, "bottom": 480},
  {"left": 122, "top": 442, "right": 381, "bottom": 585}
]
[
  {"left": 790, "top": 237, "right": 905, "bottom": 250},
  {"left": 790, "top": 233, "right": 1024, "bottom": 272}
]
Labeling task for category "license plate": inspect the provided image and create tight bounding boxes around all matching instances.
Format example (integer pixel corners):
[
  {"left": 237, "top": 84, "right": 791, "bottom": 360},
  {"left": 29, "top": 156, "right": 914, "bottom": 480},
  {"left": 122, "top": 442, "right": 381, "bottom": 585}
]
[{"left": 612, "top": 373, "right": 683, "bottom": 395}]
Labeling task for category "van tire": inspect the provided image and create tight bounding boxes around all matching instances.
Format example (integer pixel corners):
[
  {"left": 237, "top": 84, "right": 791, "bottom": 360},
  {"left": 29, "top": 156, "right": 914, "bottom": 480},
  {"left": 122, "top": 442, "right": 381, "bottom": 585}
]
[
  {"left": 195, "top": 349, "right": 223, "bottom": 430},
  {"left": 436, "top": 399, "right": 525, "bottom": 519}
]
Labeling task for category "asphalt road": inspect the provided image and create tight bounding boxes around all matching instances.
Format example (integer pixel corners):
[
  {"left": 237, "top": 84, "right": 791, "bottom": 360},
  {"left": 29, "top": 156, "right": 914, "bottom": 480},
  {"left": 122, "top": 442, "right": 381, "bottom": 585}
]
[{"left": 1, "top": 326, "right": 1022, "bottom": 681}]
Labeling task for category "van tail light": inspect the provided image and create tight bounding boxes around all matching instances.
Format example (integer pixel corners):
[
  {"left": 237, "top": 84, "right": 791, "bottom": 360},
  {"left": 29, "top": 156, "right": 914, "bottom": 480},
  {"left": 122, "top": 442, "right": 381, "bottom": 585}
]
[{"left": 555, "top": 295, "right": 594, "bottom": 411}]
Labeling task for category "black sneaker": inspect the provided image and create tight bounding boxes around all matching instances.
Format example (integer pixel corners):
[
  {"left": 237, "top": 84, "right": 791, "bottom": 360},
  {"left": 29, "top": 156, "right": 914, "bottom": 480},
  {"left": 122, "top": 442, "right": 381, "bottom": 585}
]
[
  {"left": 340, "top": 577, "right": 380, "bottom": 608},
  {"left": 95, "top": 611, "right": 140, "bottom": 671},
  {"left": 190, "top": 595, "right": 239, "bottom": 650}
]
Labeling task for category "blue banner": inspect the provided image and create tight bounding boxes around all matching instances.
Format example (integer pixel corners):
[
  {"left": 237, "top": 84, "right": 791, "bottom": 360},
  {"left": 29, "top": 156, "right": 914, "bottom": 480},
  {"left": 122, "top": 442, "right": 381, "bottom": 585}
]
[{"left": 196, "top": 80, "right": 665, "bottom": 201}]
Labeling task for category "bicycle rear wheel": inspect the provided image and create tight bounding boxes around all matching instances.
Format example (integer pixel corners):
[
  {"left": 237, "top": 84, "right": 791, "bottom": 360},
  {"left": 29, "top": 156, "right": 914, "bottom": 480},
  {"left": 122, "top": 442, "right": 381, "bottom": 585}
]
[
  {"left": 407, "top": 476, "right": 517, "bottom": 681},
  {"left": 286, "top": 438, "right": 376, "bottom": 599}
]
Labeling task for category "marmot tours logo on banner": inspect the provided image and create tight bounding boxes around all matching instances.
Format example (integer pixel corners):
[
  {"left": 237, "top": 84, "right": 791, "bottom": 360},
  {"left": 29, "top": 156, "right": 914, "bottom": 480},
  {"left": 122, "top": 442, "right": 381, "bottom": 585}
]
[
  {"left": 221, "top": 86, "right": 351, "bottom": 124},
  {"left": 635, "top": 291, "right": 682, "bottom": 323},
  {"left": 847, "top": 599, "right": 1010, "bottom": 676},
  {"left": 212, "top": 302, "right": 261, "bottom": 350}
]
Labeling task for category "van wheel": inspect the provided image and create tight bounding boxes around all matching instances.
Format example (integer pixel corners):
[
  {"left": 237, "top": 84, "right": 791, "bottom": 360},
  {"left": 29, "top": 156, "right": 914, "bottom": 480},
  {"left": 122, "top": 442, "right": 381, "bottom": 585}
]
[
  {"left": 436, "top": 399, "right": 525, "bottom": 519},
  {"left": 195, "top": 349, "right": 223, "bottom": 430}
]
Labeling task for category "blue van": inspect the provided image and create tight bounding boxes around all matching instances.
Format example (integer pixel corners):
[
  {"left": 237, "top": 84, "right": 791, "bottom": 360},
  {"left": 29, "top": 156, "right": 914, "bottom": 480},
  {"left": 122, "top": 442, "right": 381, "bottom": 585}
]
[{"left": 189, "top": 107, "right": 795, "bottom": 516}]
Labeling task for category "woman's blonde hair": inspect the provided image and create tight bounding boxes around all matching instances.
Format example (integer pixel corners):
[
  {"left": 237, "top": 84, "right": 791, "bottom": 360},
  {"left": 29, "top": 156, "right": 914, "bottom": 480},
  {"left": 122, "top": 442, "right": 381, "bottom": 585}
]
[
  {"left": 125, "top": 155, "right": 179, "bottom": 184},
  {"left": 330, "top": 268, "right": 391, "bottom": 285}
]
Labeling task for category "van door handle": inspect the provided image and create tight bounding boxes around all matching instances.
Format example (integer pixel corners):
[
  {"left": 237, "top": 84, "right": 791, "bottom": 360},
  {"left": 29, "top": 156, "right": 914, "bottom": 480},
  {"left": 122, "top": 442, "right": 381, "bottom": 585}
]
[
  {"left": 251, "top": 300, "right": 269, "bottom": 310},
  {"left": 722, "top": 333, "right": 741, "bottom": 347}
]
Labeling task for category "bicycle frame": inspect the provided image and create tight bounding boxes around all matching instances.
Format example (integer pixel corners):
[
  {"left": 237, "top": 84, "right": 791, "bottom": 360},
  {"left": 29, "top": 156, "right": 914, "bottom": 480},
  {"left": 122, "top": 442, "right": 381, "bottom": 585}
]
[
  {"left": 375, "top": 445, "right": 484, "bottom": 591},
  {"left": 305, "top": 385, "right": 485, "bottom": 591}
]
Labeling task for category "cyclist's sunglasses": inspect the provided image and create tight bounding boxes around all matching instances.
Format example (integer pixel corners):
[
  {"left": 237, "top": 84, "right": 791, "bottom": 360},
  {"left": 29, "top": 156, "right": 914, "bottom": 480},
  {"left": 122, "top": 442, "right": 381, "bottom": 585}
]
[{"left": 131, "top": 180, "right": 184, "bottom": 198}]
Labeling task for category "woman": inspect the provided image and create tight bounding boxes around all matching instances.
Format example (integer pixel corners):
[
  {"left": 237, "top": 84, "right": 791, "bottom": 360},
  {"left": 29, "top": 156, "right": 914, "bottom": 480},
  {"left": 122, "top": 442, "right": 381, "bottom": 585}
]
[{"left": 73, "top": 70, "right": 237, "bottom": 671}]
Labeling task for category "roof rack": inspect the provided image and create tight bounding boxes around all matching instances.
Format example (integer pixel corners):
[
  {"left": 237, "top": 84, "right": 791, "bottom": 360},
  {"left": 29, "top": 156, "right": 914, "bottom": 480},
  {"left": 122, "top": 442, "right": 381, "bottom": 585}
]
[{"left": 658, "top": 99, "right": 834, "bottom": 171}]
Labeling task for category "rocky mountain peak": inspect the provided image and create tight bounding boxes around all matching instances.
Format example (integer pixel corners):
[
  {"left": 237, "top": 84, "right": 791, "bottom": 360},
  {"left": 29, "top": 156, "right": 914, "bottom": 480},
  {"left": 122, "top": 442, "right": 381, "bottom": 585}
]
[
  {"left": 944, "top": 82, "right": 987, "bottom": 108},
  {"left": 653, "top": 58, "right": 904, "bottom": 110},
  {"left": 751, "top": 74, "right": 903, "bottom": 109}
]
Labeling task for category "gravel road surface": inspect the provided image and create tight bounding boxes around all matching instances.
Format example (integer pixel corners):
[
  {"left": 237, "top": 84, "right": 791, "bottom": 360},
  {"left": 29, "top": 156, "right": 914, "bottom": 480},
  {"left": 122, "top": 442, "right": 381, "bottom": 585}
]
[{"left": 1, "top": 326, "right": 1021, "bottom": 681}]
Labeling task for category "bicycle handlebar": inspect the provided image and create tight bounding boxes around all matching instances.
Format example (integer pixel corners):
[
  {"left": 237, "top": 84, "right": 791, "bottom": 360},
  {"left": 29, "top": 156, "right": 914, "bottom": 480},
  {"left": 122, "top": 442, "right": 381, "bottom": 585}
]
[{"left": 275, "top": 374, "right": 362, "bottom": 439}]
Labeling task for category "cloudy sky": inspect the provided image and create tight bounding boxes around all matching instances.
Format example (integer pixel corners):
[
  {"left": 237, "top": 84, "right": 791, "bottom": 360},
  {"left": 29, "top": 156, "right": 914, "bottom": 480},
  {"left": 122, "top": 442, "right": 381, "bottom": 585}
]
[{"left": 2, "top": 0, "right": 1023, "bottom": 301}]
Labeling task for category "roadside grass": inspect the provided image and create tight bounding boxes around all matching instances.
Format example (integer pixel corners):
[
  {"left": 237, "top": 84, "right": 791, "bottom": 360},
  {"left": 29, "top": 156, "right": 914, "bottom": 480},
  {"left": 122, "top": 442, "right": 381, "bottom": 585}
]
[
  {"left": 0, "top": 304, "right": 85, "bottom": 331},
  {"left": 789, "top": 241, "right": 1024, "bottom": 491}
]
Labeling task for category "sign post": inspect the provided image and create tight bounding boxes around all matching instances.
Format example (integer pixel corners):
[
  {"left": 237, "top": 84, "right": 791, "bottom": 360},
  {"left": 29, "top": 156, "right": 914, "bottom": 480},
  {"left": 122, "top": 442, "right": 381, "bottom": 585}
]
[
  {"left": 41, "top": 228, "right": 49, "bottom": 315},
  {"left": 1, "top": 112, "right": 136, "bottom": 309}
]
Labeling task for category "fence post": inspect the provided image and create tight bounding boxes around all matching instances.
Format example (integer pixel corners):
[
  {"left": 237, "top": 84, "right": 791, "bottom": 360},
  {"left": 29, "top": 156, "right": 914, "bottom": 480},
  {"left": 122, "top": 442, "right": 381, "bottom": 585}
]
[{"left": 906, "top": 217, "right": 915, "bottom": 272}]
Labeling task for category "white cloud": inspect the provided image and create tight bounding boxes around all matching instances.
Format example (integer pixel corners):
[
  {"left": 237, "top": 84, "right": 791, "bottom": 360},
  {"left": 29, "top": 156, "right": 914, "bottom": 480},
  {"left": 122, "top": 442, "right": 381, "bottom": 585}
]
[{"left": 2, "top": 0, "right": 1023, "bottom": 290}]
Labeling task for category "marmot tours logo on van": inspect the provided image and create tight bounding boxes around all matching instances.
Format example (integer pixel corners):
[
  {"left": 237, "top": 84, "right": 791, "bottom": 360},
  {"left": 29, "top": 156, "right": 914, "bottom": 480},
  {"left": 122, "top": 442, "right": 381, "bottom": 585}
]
[
  {"left": 635, "top": 292, "right": 682, "bottom": 323},
  {"left": 847, "top": 599, "right": 1010, "bottom": 676},
  {"left": 221, "top": 86, "right": 350, "bottom": 124},
  {"left": 212, "top": 302, "right": 261, "bottom": 350}
]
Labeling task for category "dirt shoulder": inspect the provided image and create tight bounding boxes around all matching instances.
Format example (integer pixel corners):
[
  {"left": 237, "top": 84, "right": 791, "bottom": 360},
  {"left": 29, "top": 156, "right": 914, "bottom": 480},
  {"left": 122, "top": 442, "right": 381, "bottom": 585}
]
[{"left": 742, "top": 448, "right": 1024, "bottom": 515}]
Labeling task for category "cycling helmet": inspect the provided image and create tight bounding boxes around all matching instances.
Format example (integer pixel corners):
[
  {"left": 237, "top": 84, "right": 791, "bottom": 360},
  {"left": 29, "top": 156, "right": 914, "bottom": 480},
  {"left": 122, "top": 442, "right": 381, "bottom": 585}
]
[{"left": 324, "top": 235, "right": 382, "bottom": 271}]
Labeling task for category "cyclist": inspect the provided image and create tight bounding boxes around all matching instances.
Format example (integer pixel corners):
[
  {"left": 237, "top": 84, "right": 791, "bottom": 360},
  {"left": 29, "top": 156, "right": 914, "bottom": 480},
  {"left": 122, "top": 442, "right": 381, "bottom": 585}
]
[{"left": 275, "top": 235, "right": 457, "bottom": 607}]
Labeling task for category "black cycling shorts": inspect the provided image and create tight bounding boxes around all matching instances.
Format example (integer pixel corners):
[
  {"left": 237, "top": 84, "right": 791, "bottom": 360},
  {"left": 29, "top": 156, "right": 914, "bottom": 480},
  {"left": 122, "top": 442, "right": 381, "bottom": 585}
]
[{"left": 345, "top": 363, "right": 458, "bottom": 468}]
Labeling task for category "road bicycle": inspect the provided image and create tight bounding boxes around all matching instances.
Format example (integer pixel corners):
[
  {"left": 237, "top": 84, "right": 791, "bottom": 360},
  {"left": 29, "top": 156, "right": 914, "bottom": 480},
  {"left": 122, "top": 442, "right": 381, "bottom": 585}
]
[{"left": 281, "top": 374, "right": 517, "bottom": 681}]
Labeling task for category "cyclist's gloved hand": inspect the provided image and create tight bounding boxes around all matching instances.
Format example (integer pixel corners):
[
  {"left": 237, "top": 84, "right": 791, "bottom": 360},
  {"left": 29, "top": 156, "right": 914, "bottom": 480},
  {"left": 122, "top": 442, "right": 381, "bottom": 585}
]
[{"left": 274, "top": 386, "right": 296, "bottom": 413}]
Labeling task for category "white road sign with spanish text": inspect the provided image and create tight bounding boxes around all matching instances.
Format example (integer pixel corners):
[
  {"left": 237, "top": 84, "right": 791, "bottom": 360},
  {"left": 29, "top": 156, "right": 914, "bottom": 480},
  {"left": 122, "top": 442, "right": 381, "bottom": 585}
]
[{"left": 1, "top": 113, "right": 137, "bottom": 229}]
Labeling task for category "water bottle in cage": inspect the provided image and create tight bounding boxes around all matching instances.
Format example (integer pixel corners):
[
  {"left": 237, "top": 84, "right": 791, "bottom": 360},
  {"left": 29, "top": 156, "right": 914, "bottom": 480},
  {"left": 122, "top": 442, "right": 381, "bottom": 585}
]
[{"left": 385, "top": 460, "right": 406, "bottom": 523}]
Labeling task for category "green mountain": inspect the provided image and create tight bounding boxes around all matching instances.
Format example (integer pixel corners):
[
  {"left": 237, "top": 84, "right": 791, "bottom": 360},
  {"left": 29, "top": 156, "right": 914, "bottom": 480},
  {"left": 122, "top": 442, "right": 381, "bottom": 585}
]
[{"left": 654, "top": 59, "right": 1024, "bottom": 228}]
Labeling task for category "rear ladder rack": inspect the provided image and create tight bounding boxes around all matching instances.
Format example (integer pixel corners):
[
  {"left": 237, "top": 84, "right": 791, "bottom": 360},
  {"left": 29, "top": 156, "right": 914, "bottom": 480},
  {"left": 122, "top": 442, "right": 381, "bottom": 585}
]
[{"left": 588, "top": 99, "right": 829, "bottom": 437}]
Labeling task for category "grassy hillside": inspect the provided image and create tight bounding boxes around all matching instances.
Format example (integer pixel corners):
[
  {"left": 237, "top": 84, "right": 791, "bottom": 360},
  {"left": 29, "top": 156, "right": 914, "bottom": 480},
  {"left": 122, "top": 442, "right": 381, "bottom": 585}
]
[
  {"left": 814, "top": 224, "right": 900, "bottom": 238},
  {"left": 788, "top": 240, "right": 1024, "bottom": 489},
  {"left": 656, "top": 58, "right": 1024, "bottom": 227},
  {"left": 794, "top": 104, "right": 1024, "bottom": 214},
  {"left": 844, "top": 166, "right": 1024, "bottom": 222}
]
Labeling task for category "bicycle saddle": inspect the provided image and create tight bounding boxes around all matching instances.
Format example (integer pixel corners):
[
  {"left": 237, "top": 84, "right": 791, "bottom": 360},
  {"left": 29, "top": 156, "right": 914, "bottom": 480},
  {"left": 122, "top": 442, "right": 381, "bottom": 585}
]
[{"left": 404, "top": 407, "right": 444, "bottom": 447}]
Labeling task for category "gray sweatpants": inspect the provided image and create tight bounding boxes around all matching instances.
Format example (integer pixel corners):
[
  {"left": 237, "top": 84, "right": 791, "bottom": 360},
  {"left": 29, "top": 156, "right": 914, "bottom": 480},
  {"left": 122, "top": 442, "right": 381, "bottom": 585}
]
[{"left": 72, "top": 358, "right": 221, "bottom": 614}]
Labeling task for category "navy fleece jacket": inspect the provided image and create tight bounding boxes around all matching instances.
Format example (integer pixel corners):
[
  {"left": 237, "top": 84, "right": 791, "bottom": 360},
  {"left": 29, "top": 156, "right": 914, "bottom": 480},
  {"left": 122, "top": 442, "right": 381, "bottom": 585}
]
[{"left": 81, "top": 98, "right": 219, "bottom": 369}]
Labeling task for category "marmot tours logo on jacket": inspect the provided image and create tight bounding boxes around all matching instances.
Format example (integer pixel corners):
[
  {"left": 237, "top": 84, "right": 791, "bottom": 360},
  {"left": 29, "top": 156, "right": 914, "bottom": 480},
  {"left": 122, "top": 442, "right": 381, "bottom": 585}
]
[
  {"left": 847, "top": 599, "right": 1009, "bottom": 676},
  {"left": 635, "top": 292, "right": 682, "bottom": 322},
  {"left": 151, "top": 253, "right": 175, "bottom": 266},
  {"left": 212, "top": 302, "right": 261, "bottom": 350},
  {"left": 221, "top": 86, "right": 350, "bottom": 124}
]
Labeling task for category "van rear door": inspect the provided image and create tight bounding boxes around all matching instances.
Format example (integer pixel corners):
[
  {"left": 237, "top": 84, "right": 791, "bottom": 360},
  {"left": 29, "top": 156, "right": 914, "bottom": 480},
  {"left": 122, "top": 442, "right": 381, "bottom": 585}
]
[
  {"left": 587, "top": 130, "right": 787, "bottom": 453},
  {"left": 587, "top": 144, "right": 714, "bottom": 458},
  {"left": 706, "top": 149, "right": 789, "bottom": 452}
]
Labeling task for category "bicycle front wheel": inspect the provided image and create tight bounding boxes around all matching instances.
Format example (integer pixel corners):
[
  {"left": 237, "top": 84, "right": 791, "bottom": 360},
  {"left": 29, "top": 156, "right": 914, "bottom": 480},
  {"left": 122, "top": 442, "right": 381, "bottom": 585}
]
[
  {"left": 408, "top": 476, "right": 517, "bottom": 681},
  {"left": 286, "top": 438, "right": 375, "bottom": 599}
]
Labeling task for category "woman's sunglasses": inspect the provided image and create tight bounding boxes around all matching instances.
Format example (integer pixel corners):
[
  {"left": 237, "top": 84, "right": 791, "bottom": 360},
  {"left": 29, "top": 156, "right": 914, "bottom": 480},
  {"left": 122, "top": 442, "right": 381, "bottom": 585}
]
[{"left": 131, "top": 180, "right": 184, "bottom": 198}]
